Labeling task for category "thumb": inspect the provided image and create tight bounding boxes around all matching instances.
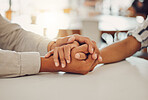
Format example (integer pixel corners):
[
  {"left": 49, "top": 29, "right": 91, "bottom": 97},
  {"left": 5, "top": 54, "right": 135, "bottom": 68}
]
[
  {"left": 73, "top": 44, "right": 89, "bottom": 54},
  {"left": 73, "top": 44, "right": 88, "bottom": 60},
  {"left": 75, "top": 53, "right": 87, "bottom": 60}
]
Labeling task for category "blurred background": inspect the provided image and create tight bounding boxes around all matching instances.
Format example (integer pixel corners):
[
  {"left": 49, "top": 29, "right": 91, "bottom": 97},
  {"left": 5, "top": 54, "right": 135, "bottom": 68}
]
[{"left": 0, "top": 0, "right": 148, "bottom": 59}]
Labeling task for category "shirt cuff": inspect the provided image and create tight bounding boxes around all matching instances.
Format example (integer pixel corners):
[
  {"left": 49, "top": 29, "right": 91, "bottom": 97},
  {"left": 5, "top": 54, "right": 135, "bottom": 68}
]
[
  {"left": 19, "top": 52, "right": 41, "bottom": 76},
  {"left": 127, "top": 18, "right": 148, "bottom": 50}
]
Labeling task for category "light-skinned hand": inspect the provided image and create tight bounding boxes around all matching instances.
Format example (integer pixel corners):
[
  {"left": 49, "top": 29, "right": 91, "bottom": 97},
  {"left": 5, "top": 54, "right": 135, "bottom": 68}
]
[{"left": 45, "top": 41, "right": 79, "bottom": 68}]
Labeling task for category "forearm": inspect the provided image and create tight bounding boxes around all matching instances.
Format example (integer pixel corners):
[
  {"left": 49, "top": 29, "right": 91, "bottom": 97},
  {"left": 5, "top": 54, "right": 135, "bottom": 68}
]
[
  {"left": 11, "top": 29, "right": 51, "bottom": 56},
  {"left": 99, "top": 36, "right": 141, "bottom": 64},
  {"left": 0, "top": 14, "right": 51, "bottom": 56}
]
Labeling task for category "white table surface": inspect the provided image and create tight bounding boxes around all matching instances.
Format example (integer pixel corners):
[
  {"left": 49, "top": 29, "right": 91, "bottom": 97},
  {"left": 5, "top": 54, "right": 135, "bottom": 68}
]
[{"left": 0, "top": 57, "right": 148, "bottom": 100}]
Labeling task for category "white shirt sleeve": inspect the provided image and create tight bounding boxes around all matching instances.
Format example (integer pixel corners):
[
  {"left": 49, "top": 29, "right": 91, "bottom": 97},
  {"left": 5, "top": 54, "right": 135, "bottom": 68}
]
[
  {"left": 0, "top": 14, "right": 51, "bottom": 77},
  {"left": 0, "top": 50, "right": 40, "bottom": 77},
  {"left": 127, "top": 18, "right": 148, "bottom": 50},
  {"left": 0, "top": 14, "right": 51, "bottom": 56}
]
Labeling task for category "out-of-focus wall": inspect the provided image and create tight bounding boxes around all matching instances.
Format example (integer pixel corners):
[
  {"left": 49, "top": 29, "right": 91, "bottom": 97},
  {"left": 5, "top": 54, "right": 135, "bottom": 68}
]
[{"left": 0, "top": 0, "right": 134, "bottom": 39}]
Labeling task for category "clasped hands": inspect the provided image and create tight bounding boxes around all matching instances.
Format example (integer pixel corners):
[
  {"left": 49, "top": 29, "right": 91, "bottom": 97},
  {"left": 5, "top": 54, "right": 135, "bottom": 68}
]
[{"left": 40, "top": 35, "right": 102, "bottom": 75}]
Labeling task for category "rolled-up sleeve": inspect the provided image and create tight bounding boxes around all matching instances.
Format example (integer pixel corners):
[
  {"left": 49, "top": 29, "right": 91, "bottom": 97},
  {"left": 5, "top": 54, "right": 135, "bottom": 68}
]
[
  {"left": 0, "top": 14, "right": 51, "bottom": 56},
  {"left": 0, "top": 14, "right": 52, "bottom": 77},
  {"left": 0, "top": 50, "right": 40, "bottom": 77},
  {"left": 127, "top": 18, "right": 148, "bottom": 50}
]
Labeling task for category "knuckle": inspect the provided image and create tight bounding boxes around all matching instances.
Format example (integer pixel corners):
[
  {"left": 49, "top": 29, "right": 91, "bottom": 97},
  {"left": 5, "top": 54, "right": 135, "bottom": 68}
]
[
  {"left": 84, "top": 37, "right": 89, "bottom": 40},
  {"left": 84, "top": 44, "right": 89, "bottom": 48},
  {"left": 73, "top": 41, "right": 79, "bottom": 45},
  {"left": 73, "top": 41, "right": 77, "bottom": 44},
  {"left": 59, "top": 46, "right": 64, "bottom": 51},
  {"left": 64, "top": 45, "right": 69, "bottom": 50},
  {"left": 92, "top": 40, "right": 96, "bottom": 44},
  {"left": 65, "top": 50, "right": 70, "bottom": 59},
  {"left": 59, "top": 47, "right": 62, "bottom": 50},
  {"left": 67, "top": 44, "right": 71, "bottom": 47},
  {"left": 63, "top": 45, "right": 67, "bottom": 50},
  {"left": 64, "top": 45, "right": 70, "bottom": 50},
  {"left": 54, "top": 47, "right": 58, "bottom": 51},
  {"left": 66, "top": 45, "right": 70, "bottom": 48},
  {"left": 84, "top": 37, "right": 90, "bottom": 42},
  {"left": 64, "top": 45, "right": 68, "bottom": 48}
]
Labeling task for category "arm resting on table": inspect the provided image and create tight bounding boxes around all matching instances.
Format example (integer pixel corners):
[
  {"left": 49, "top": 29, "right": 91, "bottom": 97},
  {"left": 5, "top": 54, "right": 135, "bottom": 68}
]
[
  {"left": 100, "top": 36, "right": 141, "bottom": 64},
  {"left": 0, "top": 14, "right": 51, "bottom": 56},
  {"left": 0, "top": 50, "right": 40, "bottom": 77}
]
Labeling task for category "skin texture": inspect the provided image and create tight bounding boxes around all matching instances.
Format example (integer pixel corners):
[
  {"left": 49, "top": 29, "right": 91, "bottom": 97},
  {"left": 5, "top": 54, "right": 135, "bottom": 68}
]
[
  {"left": 99, "top": 36, "right": 141, "bottom": 64},
  {"left": 67, "top": 34, "right": 101, "bottom": 61},
  {"left": 46, "top": 34, "right": 100, "bottom": 67},
  {"left": 75, "top": 36, "right": 141, "bottom": 64},
  {"left": 46, "top": 41, "right": 79, "bottom": 68},
  {"left": 43, "top": 35, "right": 141, "bottom": 74},
  {"left": 48, "top": 34, "right": 95, "bottom": 54},
  {"left": 40, "top": 44, "right": 99, "bottom": 75}
]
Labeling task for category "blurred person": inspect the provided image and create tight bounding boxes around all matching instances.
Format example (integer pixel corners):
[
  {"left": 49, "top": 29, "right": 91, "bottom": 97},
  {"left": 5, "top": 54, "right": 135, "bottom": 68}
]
[
  {"left": 128, "top": 0, "right": 148, "bottom": 18},
  {"left": 79, "top": 0, "right": 102, "bottom": 17}
]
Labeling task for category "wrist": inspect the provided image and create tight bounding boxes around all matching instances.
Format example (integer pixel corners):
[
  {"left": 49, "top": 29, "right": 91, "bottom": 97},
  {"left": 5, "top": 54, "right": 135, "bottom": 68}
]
[
  {"left": 40, "top": 57, "right": 49, "bottom": 72},
  {"left": 39, "top": 56, "right": 61, "bottom": 72}
]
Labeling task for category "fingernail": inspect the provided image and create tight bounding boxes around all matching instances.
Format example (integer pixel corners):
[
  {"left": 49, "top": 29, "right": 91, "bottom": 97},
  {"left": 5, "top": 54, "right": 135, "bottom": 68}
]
[
  {"left": 62, "top": 63, "right": 65, "bottom": 68},
  {"left": 91, "top": 48, "right": 94, "bottom": 53},
  {"left": 55, "top": 62, "right": 59, "bottom": 67},
  {"left": 99, "top": 56, "right": 102, "bottom": 62},
  {"left": 75, "top": 53, "right": 80, "bottom": 59},
  {"left": 67, "top": 60, "right": 70, "bottom": 63},
  {"left": 94, "top": 54, "right": 97, "bottom": 59}
]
